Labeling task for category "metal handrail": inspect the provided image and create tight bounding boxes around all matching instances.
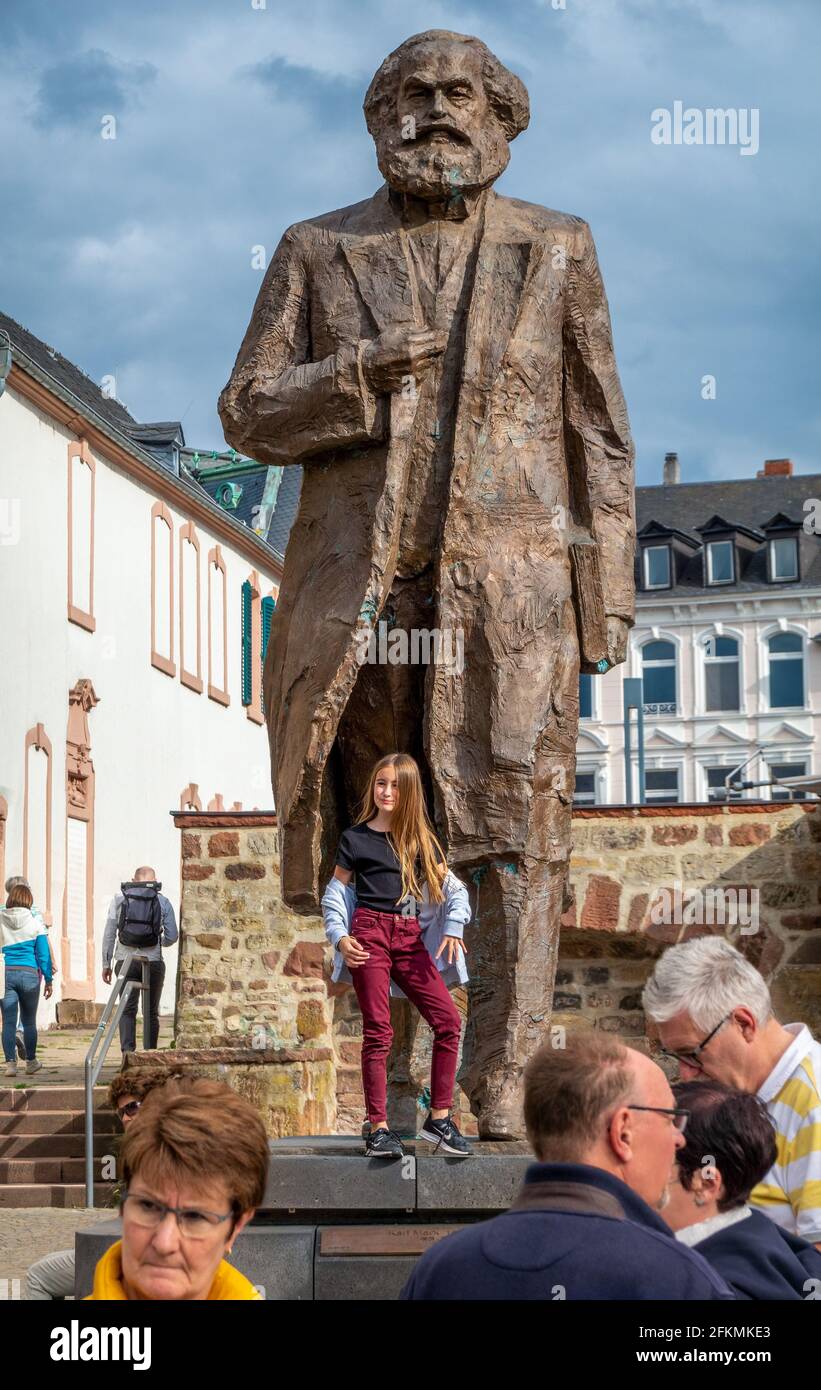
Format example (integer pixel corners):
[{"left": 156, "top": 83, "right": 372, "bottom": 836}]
[{"left": 84, "top": 950, "right": 151, "bottom": 1208}]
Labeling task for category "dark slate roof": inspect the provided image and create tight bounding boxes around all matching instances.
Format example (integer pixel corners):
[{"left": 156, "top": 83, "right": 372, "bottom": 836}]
[
  {"left": 636, "top": 474, "right": 821, "bottom": 596},
  {"left": 267, "top": 465, "right": 302, "bottom": 559},
  {"left": 124, "top": 421, "right": 185, "bottom": 446},
  {"left": 2, "top": 307, "right": 278, "bottom": 559},
  {"left": 0, "top": 309, "right": 137, "bottom": 433},
  {"left": 201, "top": 464, "right": 303, "bottom": 561},
  {"left": 200, "top": 467, "right": 269, "bottom": 534}
]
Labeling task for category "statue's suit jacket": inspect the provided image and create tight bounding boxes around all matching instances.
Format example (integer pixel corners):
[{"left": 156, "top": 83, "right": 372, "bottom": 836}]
[{"left": 219, "top": 185, "right": 635, "bottom": 912}]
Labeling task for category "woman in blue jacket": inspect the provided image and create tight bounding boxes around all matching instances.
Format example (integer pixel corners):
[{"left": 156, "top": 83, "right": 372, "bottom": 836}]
[
  {"left": 664, "top": 1079, "right": 821, "bottom": 1299},
  {"left": 1, "top": 881, "right": 53, "bottom": 1076}
]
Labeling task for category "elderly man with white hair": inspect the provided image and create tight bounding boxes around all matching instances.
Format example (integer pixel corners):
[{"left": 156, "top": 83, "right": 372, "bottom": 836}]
[{"left": 643, "top": 936, "right": 821, "bottom": 1250}]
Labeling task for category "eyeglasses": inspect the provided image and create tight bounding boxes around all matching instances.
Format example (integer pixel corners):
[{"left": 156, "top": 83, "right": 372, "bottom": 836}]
[
  {"left": 121, "top": 1189, "right": 234, "bottom": 1239},
  {"left": 117, "top": 1101, "right": 141, "bottom": 1121},
  {"left": 659, "top": 1013, "right": 734, "bottom": 1072},
  {"left": 628, "top": 1105, "right": 690, "bottom": 1132}
]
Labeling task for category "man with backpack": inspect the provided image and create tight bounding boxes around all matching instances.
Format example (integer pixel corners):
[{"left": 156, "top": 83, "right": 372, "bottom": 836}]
[{"left": 101, "top": 865, "right": 178, "bottom": 1053}]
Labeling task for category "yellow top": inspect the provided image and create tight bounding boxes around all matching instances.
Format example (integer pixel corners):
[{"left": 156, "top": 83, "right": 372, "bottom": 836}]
[{"left": 84, "top": 1239, "right": 263, "bottom": 1301}]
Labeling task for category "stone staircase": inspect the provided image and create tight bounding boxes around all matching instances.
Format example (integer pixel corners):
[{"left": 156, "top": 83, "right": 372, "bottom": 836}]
[{"left": 0, "top": 1086, "right": 119, "bottom": 1207}]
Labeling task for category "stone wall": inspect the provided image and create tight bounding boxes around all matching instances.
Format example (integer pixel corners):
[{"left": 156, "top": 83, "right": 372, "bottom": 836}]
[
  {"left": 559, "top": 801, "right": 821, "bottom": 1041},
  {"left": 172, "top": 814, "right": 337, "bottom": 1134},
  {"left": 168, "top": 802, "right": 821, "bottom": 1136}
]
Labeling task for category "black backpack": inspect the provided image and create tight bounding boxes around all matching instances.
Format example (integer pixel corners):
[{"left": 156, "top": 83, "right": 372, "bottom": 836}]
[{"left": 118, "top": 881, "right": 163, "bottom": 949}]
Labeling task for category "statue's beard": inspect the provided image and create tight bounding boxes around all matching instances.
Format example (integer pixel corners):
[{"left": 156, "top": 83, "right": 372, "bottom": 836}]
[{"left": 376, "top": 126, "right": 509, "bottom": 202}]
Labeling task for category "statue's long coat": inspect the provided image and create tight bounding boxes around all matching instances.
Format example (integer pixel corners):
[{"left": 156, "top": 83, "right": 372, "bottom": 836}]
[{"left": 219, "top": 185, "right": 634, "bottom": 913}]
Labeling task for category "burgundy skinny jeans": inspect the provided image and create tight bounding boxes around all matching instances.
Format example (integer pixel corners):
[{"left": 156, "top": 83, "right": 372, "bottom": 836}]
[{"left": 348, "top": 906, "right": 462, "bottom": 1126}]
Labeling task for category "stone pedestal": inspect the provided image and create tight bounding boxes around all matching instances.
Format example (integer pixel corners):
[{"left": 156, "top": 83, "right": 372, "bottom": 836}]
[{"left": 75, "top": 1137, "right": 533, "bottom": 1300}]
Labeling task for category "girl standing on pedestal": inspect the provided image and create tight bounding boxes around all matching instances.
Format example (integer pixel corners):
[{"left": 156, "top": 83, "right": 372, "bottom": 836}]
[{"left": 322, "top": 752, "right": 473, "bottom": 1158}]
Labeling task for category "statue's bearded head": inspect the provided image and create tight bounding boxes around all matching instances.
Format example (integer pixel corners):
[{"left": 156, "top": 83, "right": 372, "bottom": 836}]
[{"left": 364, "top": 30, "right": 530, "bottom": 203}]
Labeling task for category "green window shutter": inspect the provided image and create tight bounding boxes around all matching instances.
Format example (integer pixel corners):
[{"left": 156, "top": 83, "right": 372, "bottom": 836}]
[
  {"left": 241, "top": 580, "right": 252, "bottom": 706},
  {"left": 261, "top": 596, "right": 275, "bottom": 716}
]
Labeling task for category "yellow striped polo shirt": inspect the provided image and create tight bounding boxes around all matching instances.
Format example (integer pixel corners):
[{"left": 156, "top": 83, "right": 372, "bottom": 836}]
[{"left": 751, "top": 1022, "right": 821, "bottom": 1245}]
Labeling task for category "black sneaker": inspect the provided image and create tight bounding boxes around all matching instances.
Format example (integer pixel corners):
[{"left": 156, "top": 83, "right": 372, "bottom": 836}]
[
  {"left": 365, "top": 1127, "right": 405, "bottom": 1159},
  {"left": 417, "top": 1113, "right": 473, "bottom": 1157}
]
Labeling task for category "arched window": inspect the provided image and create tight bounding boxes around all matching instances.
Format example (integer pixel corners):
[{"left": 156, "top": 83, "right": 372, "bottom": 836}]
[
  {"left": 641, "top": 639, "right": 677, "bottom": 715},
  {"left": 67, "top": 440, "right": 95, "bottom": 631},
  {"left": 704, "top": 635, "right": 740, "bottom": 712},
  {"left": 207, "top": 545, "right": 229, "bottom": 706},
  {"left": 23, "top": 724, "right": 52, "bottom": 925},
  {"left": 179, "top": 522, "right": 202, "bottom": 693},
  {"left": 768, "top": 631, "right": 804, "bottom": 709},
  {"left": 151, "top": 502, "right": 175, "bottom": 676},
  {"left": 0, "top": 795, "right": 7, "bottom": 895}
]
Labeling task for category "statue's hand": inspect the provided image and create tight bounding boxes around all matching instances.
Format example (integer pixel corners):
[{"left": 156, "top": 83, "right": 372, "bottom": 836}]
[
  {"left": 605, "top": 615, "right": 631, "bottom": 668},
  {"left": 362, "top": 326, "right": 446, "bottom": 394}
]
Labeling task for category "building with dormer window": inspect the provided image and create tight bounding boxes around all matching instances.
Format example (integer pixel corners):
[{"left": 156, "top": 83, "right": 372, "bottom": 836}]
[{"left": 576, "top": 455, "right": 821, "bottom": 804}]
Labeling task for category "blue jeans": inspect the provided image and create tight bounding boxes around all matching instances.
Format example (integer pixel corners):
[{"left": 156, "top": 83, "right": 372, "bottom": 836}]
[{"left": 2, "top": 966, "right": 41, "bottom": 1061}]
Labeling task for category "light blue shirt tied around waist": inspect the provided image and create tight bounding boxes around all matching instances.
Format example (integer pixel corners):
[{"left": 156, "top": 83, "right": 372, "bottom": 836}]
[
  {"left": 321, "top": 870, "right": 471, "bottom": 1000},
  {"left": 102, "top": 892, "right": 178, "bottom": 968}
]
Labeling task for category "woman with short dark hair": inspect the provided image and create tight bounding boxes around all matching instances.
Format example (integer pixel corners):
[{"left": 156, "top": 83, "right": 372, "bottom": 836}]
[
  {"left": 665, "top": 1080, "right": 821, "bottom": 1298},
  {"left": 85, "top": 1077, "right": 269, "bottom": 1300}
]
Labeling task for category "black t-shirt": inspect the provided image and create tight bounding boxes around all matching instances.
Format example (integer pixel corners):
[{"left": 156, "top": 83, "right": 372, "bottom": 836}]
[{"left": 335, "top": 822, "right": 443, "bottom": 915}]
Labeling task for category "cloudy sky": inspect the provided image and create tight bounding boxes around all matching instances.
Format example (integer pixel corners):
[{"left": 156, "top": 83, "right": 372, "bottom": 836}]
[{"left": 2, "top": 0, "right": 818, "bottom": 485}]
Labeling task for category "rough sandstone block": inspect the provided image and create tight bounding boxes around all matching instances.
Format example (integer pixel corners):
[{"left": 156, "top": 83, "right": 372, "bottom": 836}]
[
  {"left": 579, "top": 875, "right": 622, "bottom": 931},
  {"left": 780, "top": 913, "right": 821, "bottom": 932},
  {"left": 182, "top": 833, "right": 201, "bottom": 860},
  {"left": 728, "top": 824, "right": 771, "bottom": 847},
  {"left": 182, "top": 864, "right": 215, "bottom": 881},
  {"left": 626, "top": 893, "right": 649, "bottom": 933},
  {"left": 248, "top": 832, "right": 277, "bottom": 856},
  {"left": 225, "top": 862, "right": 266, "bottom": 880},
  {"left": 208, "top": 832, "right": 240, "bottom": 857},
  {"left": 679, "top": 851, "right": 744, "bottom": 880},
  {"left": 283, "top": 942, "right": 327, "bottom": 978},
  {"left": 652, "top": 824, "right": 698, "bottom": 846},
  {"left": 297, "top": 999, "right": 326, "bottom": 1040},
  {"left": 552, "top": 992, "right": 581, "bottom": 1010},
  {"left": 631, "top": 854, "right": 679, "bottom": 879},
  {"left": 597, "top": 1014, "right": 644, "bottom": 1035},
  {"left": 792, "top": 850, "right": 821, "bottom": 877},
  {"left": 588, "top": 826, "right": 646, "bottom": 852},
  {"left": 761, "top": 882, "right": 812, "bottom": 909},
  {"left": 583, "top": 966, "right": 609, "bottom": 984},
  {"left": 738, "top": 931, "right": 785, "bottom": 976}
]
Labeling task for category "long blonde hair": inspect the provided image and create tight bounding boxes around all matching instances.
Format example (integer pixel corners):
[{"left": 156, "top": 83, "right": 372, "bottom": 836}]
[{"left": 354, "top": 753, "right": 447, "bottom": 906}]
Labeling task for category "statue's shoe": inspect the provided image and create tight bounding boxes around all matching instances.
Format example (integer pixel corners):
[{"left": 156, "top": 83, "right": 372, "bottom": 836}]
[
  {"left": 476, "top": 1111, "right": 527, "bottom": 1142},
  {"left": 473, "top": 1079, "right": 527, "bottom": 1141}
]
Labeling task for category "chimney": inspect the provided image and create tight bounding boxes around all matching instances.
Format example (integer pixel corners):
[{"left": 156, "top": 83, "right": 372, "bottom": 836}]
[
  {"left": 663, "top": 451, "right": 680, "bottom": 485},
  {"left": 758, "top": 458, "right": 793, "bottom": 478}
]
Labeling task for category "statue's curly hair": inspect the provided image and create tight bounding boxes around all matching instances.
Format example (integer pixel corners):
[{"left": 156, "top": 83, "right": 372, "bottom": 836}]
[{"left": 364, "top": 30, "right": 530, "bottom": 144}]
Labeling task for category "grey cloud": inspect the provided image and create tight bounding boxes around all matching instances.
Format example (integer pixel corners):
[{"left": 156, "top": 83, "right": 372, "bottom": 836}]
[{"left": 33, "top": 48, "right": 157, "bottom": 130}]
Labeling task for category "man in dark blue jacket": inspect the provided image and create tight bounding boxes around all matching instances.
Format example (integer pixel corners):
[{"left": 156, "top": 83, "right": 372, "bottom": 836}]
[{"left": 401, "top": 1033, "right": 735, "bottom": 1300}]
